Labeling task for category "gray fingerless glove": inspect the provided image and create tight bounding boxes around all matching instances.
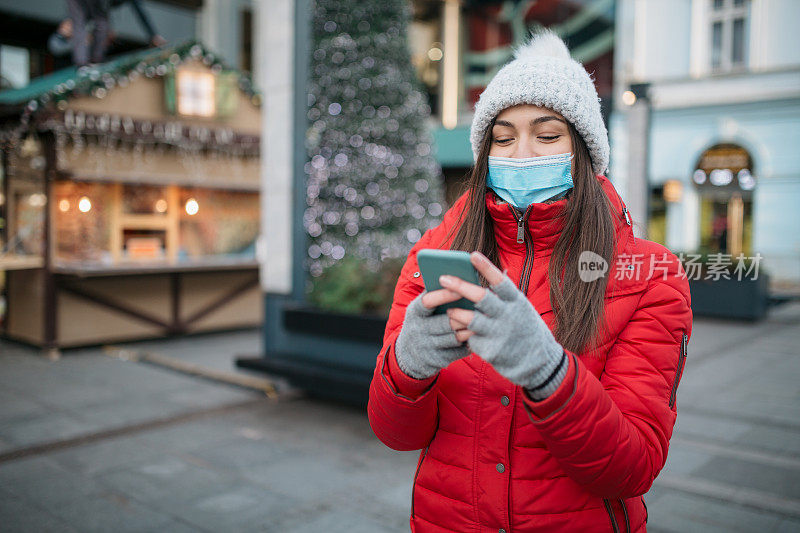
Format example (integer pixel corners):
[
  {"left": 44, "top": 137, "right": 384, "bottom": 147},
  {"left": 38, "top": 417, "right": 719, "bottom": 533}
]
[
  {"left": 395, "top": 292, "right": 471, "bottom": 380},
  {"left": 467, "top": 276, "right": 568, "bottom": 399}
]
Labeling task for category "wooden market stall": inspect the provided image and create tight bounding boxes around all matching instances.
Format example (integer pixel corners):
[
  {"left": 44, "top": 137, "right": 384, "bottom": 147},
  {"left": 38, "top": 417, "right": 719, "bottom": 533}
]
[{"left": 0, "top": 42, "right": 262, "bottom": 355}]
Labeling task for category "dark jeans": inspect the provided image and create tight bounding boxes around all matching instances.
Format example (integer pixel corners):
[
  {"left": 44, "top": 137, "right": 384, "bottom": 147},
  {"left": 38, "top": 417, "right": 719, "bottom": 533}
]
[{"left": 66, "top": 0, "right": 110, "bottom": 65}]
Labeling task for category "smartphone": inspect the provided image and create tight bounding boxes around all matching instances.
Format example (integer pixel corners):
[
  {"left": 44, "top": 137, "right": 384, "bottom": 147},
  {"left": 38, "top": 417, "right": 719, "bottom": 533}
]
[{"left": 417, "top": 249, "right": 480, "bottom": 314}]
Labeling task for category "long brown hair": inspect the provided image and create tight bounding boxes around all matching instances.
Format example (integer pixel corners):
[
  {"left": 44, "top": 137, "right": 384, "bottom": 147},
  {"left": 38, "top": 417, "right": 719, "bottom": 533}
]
[{"left": 445, "top": 117, "right": 617, "bottom": 355}]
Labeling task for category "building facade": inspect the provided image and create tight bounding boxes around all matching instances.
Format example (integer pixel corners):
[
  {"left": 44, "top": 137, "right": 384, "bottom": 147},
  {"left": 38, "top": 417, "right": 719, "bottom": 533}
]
[{"left": 610, "top": 0, "right": 800, "bottom": 288}]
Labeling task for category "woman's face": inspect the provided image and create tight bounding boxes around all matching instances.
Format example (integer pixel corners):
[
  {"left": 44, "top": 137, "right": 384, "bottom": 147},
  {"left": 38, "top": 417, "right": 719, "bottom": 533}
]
[{"left": 489, "top": 104, "right": 573, "bottom": 159}]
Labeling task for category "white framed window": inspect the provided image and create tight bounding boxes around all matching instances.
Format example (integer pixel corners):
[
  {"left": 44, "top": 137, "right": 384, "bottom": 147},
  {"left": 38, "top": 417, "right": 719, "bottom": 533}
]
[
  {"left": 708, "top": 0, "right": 750, "bottom": 72},
  {"left": 176, "top": 69, "right": 216, "bottom": 118}
]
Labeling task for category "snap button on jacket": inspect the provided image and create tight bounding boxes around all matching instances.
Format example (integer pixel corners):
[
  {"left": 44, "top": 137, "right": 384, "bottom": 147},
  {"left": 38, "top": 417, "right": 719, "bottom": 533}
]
[{"left": 367, "top": 174, "right": 693, "bottom": 533}]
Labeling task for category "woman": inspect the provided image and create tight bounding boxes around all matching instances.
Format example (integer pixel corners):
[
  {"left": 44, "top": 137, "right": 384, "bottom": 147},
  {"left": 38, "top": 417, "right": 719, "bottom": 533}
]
[{"left": 367, "top": 30, "right": 692, "bottom": 532}]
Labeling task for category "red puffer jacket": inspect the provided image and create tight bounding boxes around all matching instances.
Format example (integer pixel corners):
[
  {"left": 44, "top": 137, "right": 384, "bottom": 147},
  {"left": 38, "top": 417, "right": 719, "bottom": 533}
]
[{"left": 368, "top": 174, "right": 693, "bottom": 533}]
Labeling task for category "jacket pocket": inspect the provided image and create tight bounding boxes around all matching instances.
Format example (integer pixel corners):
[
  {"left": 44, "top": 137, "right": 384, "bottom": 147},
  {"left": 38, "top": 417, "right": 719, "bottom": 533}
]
[
  {"left": 669, "top": 332, "right": 688, "bottom": 408},
  {"left": 410, "top": 446, "right": 429, "bottom": 519}
]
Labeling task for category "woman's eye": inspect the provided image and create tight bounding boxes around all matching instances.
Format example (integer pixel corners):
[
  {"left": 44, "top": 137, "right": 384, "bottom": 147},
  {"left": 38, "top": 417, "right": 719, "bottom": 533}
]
[
  {"left": 538, "top": 135, "right": 561, "bottom": 141},
  {"left": 493, "top": 138, "right": 512, "bottom": 144}
]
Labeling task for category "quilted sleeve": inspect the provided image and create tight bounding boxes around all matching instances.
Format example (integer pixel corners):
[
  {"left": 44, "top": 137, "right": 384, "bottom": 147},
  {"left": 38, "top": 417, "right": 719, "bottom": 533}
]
[
  {"left": 520, "top": 256, "right": 692, "bottom": 498},
  {"left": 367, "top": 229, "right": 441, "bottom": 452}
]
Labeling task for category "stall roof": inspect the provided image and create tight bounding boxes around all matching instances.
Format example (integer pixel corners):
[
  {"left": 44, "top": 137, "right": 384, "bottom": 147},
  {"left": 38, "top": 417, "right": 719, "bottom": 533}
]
[{"left": 0, "top": 40, "right": 259, "bottom": 110}]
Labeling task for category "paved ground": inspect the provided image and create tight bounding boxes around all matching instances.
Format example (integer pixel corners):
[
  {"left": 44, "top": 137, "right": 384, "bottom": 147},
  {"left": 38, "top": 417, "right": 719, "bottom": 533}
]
[{"left": 1, "top": 299, "right": 799, "bottom": 532}]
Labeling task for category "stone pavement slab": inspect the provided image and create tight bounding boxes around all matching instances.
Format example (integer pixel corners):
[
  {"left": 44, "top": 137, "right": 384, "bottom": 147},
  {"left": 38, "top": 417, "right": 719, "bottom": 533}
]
[
  {"left": 113, "top": 329, "right": 269, "bottom": 378},
  {"left": 648, "top": 300, "right": 800, "bottom": 531},
  {"left": 646, "top": 490, "right": 800, "bottom": 533},
  {"left": 0, "top": 337, "right": 257, "bottom": 451}
]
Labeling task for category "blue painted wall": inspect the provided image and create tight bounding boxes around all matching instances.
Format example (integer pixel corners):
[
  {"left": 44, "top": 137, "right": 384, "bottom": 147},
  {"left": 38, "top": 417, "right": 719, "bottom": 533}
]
[{"left": 645, "top": 97, "right": 800, "bottom": 282}]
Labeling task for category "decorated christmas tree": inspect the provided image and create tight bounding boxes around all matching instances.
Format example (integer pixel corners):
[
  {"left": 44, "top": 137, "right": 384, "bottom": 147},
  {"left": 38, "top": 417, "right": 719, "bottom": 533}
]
[{"left": 305, "top": 0, "right": 445, "bottom": 313}]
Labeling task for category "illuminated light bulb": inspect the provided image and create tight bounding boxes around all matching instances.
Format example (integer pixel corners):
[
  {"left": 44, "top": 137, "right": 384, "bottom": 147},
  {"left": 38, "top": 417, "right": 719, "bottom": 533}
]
[
  {"left": 185, "top": 198, "right": 199, "bottom": 215},
  {"left": 28, "top": 193, "right": 47, "bottom": 207},
  {"left": 155, "top": 198, "right": 168, "bottom": 213},
  {"left": 78, "top": 196, "right": 92, "bottom": 213},
  {"left": 427, "top": 47, "right": 443, "bottom": 61},
  {"left": 622, "top": 90, "right": 637, "bottom": 106},
  {"left": 58, "top": 199, "right": 70, "bottom": 212}
]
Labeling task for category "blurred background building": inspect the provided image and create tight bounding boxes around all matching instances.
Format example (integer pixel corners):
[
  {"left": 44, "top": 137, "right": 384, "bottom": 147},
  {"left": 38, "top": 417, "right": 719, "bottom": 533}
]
[
  {"left": 610, "top": 0, "right": 800, "bottom": 289},
  {"left": 405, "top": 0, "right": 798, "bottom": 290},
  {"left": 0, "top": 0, "right": 263, "bottom": 352}
]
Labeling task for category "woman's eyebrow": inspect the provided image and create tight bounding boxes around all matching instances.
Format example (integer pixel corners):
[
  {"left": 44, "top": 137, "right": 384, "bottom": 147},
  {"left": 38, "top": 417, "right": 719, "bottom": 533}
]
[
  {"left": 493, "top": 116, "right": 567, "bottom": 129},
  {"left": 531, "top": 116, "right": 567, "bottom": 126}
]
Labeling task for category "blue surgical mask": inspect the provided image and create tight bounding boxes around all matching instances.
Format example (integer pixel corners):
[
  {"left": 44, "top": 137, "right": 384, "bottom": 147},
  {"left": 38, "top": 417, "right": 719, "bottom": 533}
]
[{"left": 486, "top": 152, "right": 574, "bottom": 210}]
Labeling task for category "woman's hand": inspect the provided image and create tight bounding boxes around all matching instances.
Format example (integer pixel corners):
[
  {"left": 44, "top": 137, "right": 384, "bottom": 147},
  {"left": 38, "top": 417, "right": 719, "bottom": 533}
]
[
  {"left": 394, "top": 286, "right": 471, "bottom": 380},
  {"left": 441, "top": 252, "right": 568, "bottom": 398},
  {"left": 439, "top": 252, "right": 505, "bottom": 343}
]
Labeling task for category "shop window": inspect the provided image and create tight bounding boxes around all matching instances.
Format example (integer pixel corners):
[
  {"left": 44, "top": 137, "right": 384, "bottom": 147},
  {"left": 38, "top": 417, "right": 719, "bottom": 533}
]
[
  {"left": 53, "top": 181, "right": 259, "bottom": 267},
  {"left": 54, "top": 181, "right": 113, "bottom": 264},
  {"left": 178, "top": 188, "right": 259, "bottom": 260},
  {"left": 693, "top": 143, "right": 754, "bottom": 256}
]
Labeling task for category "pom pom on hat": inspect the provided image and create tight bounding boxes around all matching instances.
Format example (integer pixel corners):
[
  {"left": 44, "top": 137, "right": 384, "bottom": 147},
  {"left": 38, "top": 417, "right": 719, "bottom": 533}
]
[
  {"left": 469, "top": 30, "right": 610, "bottom": 175},
  {"left": 512, "top": 29, "right": 571, "bottom": 63}
]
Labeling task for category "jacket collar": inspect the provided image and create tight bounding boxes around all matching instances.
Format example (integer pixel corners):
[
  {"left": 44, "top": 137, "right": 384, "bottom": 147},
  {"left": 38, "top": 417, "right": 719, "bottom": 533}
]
[
  {"left": 486, "top": 174, "right": 633, "bottom": 258},
  {"left": 483, "top": 174, "right": 644, "bottom": 303}
]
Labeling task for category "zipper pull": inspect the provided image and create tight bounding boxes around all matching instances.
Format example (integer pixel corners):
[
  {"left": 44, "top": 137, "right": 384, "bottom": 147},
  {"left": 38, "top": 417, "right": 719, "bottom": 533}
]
[
  {"left": 517, "top": 218, "right": 525, "bottom": 244},
  {"left": 622, "top": 206, "right": 631, "bottom": 226}
]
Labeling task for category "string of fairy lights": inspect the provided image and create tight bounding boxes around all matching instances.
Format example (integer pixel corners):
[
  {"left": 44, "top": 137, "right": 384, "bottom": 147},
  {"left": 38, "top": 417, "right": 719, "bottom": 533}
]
[{"left": 0, "top": 41, "right": 261, "bottom": 153}]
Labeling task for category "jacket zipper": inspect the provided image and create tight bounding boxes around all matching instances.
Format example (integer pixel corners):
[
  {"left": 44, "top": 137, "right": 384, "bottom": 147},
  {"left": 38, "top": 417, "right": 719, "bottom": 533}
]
[
  {"left": 619, "top": 498, "right": 630, "bottom": 532},
  {"left": 641, "top": 496, "right": 648, "bottom": 523},
  {"left": 669, "top": 332, "right": 688, "bottom": 408},
  {"left": 610, "top": 185, "right": 632, "bottom": 227},
  {"left": 503, "top": 203, "right": 532, "bottom": 532},
  {"left": 506, "top": 397, "right": 515, "bottom": 532},
  {"left": 410, "top": 446, "right": 429, "bottom": 519},
  {"left": 603, "top": 498, "right": 620, "bottom": 533},
  {"left": 509, "top": 204, "right": 534, "bottom": 294}
]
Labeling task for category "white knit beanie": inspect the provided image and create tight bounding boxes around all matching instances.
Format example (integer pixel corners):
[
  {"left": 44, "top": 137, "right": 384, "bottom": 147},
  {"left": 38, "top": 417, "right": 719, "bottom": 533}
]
[{"left": 469, "top": 30, "right": 610, "bottom": 175}]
